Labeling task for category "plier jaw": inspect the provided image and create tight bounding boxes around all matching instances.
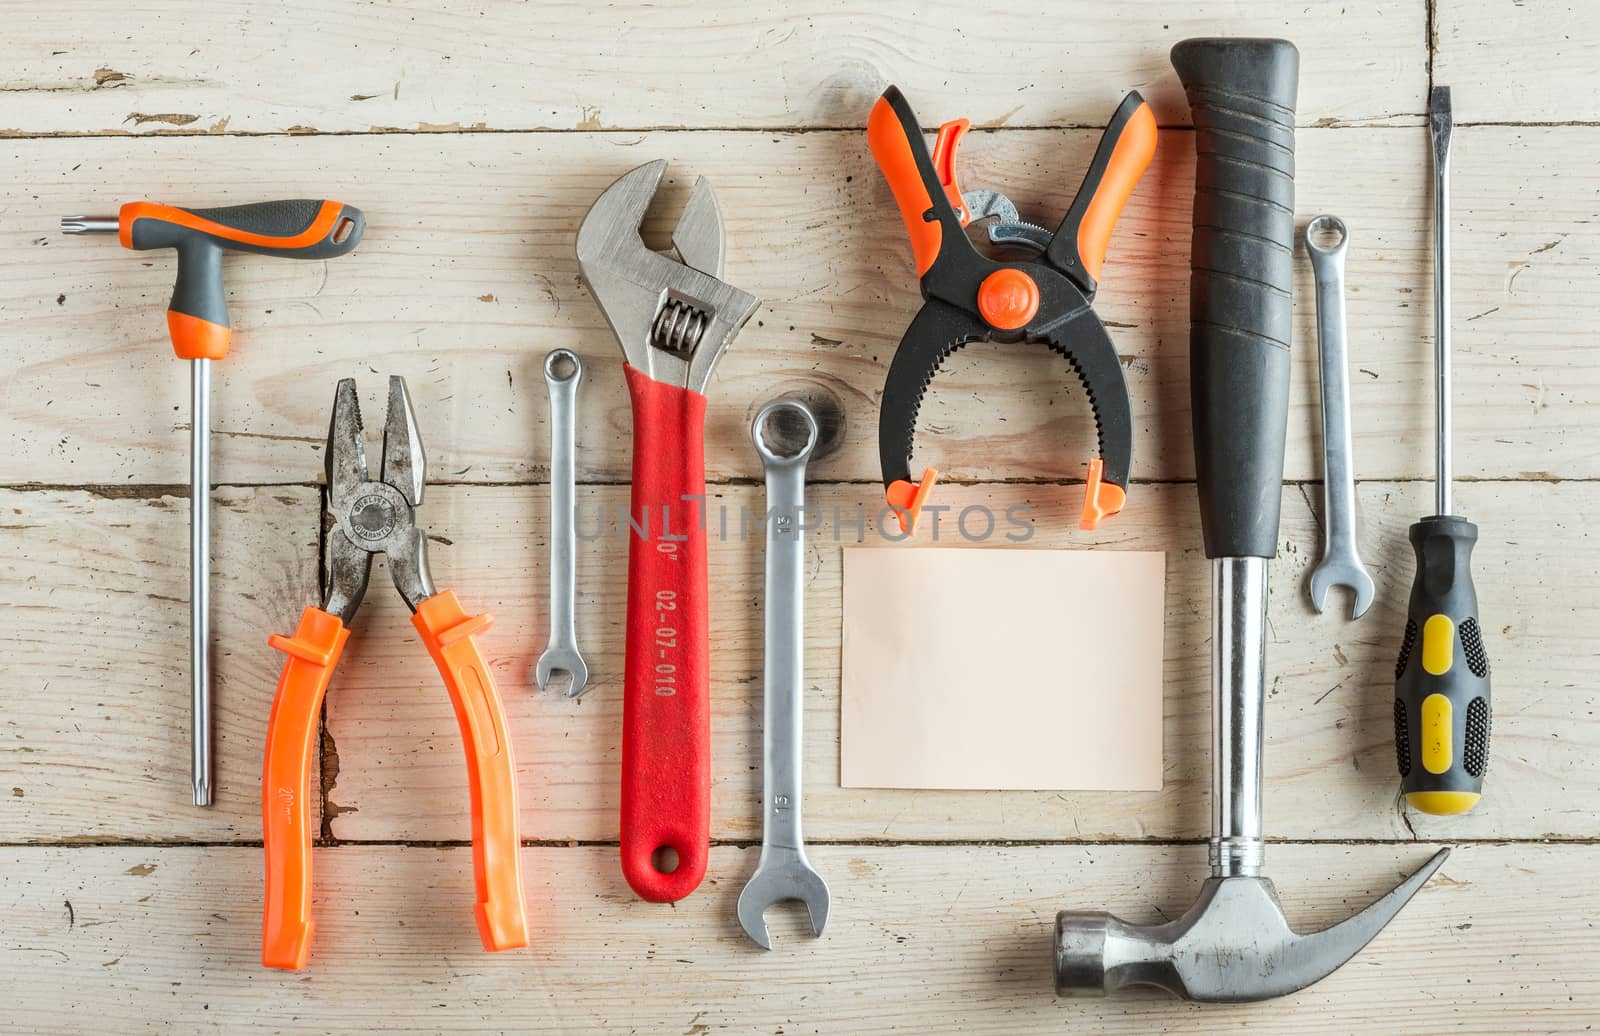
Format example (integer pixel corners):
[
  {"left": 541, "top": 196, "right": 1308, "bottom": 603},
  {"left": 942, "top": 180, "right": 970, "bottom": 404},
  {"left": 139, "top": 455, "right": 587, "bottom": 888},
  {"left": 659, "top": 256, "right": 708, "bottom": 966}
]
[
  {"left": 866, "top": 85, "right": 1156, "bottom": 535},
  {"left": 321, "top": 376, "right": 435, "bottom": 622}
]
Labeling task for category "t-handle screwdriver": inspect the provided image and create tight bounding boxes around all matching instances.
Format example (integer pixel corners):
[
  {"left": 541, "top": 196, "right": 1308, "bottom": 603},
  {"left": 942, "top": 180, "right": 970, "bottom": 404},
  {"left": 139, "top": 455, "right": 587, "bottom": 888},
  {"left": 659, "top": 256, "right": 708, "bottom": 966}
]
[
  {"left": 62, "top": 200, "right": 365, "bottom": 805},
  {"left": 1393, "top": 88, "right": 1491, "bottom": 816}
]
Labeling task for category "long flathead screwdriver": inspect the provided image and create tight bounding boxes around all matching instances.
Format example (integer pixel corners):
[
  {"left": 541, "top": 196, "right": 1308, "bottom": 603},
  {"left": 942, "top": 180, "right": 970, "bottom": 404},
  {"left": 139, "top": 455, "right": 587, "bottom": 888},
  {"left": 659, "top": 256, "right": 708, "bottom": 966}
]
[
  {"left": 1392, "top": 88, "right": 1491, "bottom": 815},
  {"left": 62, "top": 200, "right": 365, "bottom": 805}
]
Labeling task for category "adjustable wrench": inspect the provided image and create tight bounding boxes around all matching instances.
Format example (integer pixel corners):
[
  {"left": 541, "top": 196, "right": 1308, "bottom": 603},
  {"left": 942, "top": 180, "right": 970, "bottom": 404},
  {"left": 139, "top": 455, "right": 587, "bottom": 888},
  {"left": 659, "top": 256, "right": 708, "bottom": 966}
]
[
  {"left": 1305, "top": 215, "right": 1375, "bottom": 619},
  {"left": 535, "top": 349, "right": 589, "bottom": 697},
  {"left": 737, "top": 400, "right": 829, "bottom": 949},
  {"left": 576, "top": 161, "right": 760, "bottom": 902}
]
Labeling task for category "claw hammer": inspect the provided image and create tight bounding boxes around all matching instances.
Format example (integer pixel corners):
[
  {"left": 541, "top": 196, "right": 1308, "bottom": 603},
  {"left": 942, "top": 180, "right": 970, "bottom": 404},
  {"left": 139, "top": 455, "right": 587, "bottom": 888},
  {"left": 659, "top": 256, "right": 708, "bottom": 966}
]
[
  {"left": 1053, "top": 39, "right": 1446, "bottom": 1001},
  {"left": 62, "top": 200, "right": 365, "bottom": 805}
]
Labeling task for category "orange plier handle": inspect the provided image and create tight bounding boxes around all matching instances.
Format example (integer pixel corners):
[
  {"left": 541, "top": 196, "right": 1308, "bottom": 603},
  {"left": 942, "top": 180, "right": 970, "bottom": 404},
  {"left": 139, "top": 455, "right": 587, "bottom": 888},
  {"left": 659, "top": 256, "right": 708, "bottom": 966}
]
[{"left": 260, "top": 591, "right": 527, "bottom": 970}]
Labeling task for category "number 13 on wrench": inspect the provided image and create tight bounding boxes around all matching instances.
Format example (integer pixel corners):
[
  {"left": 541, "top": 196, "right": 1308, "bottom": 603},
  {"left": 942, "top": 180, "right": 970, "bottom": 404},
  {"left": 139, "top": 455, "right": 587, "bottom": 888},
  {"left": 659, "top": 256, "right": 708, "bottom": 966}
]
[{"left": 577, "top": 161, "right": 761, "bottom": 901}]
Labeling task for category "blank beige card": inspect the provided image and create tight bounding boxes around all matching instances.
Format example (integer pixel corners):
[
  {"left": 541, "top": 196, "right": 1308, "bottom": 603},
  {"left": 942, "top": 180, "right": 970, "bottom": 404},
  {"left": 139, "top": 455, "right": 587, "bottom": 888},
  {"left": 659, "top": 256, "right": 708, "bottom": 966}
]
[{"left": 841, "top": 548, "right": 1165, "bottom": 791}]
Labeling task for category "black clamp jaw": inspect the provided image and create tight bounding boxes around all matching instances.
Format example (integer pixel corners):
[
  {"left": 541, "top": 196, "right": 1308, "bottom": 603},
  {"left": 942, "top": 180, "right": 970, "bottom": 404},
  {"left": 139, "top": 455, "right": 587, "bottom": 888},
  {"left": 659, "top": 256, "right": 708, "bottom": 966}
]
[{"left": 865, "top": 85, "right": 1156, "bottom": 533}]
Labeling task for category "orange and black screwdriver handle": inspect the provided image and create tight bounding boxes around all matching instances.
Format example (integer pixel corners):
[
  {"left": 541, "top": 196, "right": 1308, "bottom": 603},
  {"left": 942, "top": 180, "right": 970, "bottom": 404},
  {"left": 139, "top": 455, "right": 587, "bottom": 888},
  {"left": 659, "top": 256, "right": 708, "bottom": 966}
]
[
  {"left": 88, "top": 200, "right": 364, "bottom": 361},
  {"left": 866, "top": 86, "right": 1155, "bottom": 533},
  {"left": 1393, "top": 515, "right": 1491, "bottom": 815}
]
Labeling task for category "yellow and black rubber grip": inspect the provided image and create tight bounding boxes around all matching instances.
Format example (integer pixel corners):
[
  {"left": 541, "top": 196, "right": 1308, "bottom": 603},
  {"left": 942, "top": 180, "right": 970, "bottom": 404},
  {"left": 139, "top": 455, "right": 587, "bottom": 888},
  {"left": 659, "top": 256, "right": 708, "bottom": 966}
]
[
  {"left": 1394, "top": 514, "right": 1491, "bottom": 815},
  {"left": 118, "top": 200, "right": 365, "bottom": 360}
]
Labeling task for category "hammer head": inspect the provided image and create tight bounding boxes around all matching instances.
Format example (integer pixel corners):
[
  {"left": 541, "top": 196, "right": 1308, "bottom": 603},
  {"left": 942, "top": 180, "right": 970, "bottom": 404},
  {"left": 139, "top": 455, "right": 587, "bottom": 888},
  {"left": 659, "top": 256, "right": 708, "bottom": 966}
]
[{"left": 1055, "top": 850, "right": 1448, "bottom": 1002}]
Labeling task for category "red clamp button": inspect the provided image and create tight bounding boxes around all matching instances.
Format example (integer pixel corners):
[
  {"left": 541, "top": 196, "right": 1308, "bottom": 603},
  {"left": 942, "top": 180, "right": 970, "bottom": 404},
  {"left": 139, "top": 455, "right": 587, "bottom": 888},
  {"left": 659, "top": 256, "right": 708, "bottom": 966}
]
[{"left": 976, "top": 268, "right": 1040, "bottom": 330}]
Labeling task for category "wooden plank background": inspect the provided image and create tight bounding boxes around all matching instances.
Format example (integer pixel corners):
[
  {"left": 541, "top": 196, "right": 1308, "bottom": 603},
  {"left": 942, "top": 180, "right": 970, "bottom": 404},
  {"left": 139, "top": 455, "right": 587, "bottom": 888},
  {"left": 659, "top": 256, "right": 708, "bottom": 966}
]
[{"left": 2, "top": 2, "right": 1593, "bottom": 1032}]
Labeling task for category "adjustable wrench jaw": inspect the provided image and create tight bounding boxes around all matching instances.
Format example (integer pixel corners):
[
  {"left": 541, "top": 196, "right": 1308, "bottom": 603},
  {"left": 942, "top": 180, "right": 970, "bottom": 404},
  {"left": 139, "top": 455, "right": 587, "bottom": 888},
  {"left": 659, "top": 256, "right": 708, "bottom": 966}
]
[
  {"left": 321, "top": 375, "right": 437, "bottom": 622},
  {"left": 576, "top": 160, "right": 760, "bottom": 393}
]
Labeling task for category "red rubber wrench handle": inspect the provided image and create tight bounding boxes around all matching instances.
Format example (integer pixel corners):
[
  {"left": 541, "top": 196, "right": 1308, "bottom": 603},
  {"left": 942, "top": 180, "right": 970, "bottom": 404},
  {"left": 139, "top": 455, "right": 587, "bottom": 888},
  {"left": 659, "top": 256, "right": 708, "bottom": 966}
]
[{"left": 619, "top": 363, "right": 711, "bottom": 902}]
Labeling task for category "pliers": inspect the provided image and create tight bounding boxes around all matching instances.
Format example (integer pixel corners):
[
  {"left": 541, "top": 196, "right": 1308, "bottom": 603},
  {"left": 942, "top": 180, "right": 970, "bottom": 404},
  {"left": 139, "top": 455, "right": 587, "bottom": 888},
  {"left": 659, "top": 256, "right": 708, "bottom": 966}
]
[
  {"left": 866, "top": 86, "right": 1157, "bottom": 533},
  {"left": 260, "top": 376, "right": 526, "bottom": 970}
]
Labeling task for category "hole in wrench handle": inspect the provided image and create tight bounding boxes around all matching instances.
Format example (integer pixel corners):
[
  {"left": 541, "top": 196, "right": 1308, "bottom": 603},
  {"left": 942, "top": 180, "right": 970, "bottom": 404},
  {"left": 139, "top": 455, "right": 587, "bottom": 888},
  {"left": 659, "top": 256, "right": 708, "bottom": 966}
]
[{"left": 618, "top": 364, "right": 713, "bottom": 903}]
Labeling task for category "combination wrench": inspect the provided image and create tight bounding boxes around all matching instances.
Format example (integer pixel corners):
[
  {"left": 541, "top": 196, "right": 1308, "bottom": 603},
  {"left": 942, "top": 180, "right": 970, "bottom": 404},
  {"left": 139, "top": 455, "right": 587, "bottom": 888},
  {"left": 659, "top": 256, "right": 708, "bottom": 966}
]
[
  {"left": 1304, "top": 215, "right": 1375, "bottom": 619},
  {"left": 737, "top": 400, "right": 830, "bottom": 949},
  {"left": 534, "top": 348, "right": 589, "bottom": 697}
]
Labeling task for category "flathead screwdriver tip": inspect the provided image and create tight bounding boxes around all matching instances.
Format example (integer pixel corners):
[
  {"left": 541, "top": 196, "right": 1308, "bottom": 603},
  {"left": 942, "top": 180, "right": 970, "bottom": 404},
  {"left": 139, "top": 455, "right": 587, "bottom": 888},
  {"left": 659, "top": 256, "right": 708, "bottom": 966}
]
[
  {"left": 61, "top": 215, "right": 119, "bottom": 234},
  {"left": 1429, "top": 87, "right": 1453, "bottom": 159}
]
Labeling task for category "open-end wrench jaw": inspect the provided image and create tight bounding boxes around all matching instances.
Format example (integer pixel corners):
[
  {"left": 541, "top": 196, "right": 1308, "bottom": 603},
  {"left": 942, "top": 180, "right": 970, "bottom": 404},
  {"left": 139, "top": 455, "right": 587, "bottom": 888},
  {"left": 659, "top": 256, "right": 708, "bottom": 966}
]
[
  {"left": 576, "top": 160, "right": 759, "bottom": 393},
  {"left": 1309, "top": 556, "right": 1376, "bottom": 619},
  {"left": 736, "top": 846, "right": 831, "bottom": 951}
]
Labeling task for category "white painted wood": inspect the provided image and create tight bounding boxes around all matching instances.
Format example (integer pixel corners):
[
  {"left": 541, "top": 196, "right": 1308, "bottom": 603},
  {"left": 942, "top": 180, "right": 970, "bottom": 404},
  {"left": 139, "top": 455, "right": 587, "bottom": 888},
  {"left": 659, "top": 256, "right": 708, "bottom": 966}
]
[
  {"left": 2, "top": 3, "right": 1591, "bottom": 1026},
  {"left": 0, "top": 2, "right": 1423, "bottom": 136},
  {"left": 1436, "top": 0, "right": 1600, "bottom": 122},
  {"left": 0, "top": 843, "right": 1588, "bottom": 1033},
  {"left": 1, "top": 488, "right": 319, "bottom": 840}
]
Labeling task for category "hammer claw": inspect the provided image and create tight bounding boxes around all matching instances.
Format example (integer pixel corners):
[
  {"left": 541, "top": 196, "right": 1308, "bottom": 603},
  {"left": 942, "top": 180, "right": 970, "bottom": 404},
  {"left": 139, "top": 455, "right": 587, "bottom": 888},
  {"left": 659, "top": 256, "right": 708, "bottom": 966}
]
[{"left": 1057, "top": 848, "right": 1451, "bottom": 1002}]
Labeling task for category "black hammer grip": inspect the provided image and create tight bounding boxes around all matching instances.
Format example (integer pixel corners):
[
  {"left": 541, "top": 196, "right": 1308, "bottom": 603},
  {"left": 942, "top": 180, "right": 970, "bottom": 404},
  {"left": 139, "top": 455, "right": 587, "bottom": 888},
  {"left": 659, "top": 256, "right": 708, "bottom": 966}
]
[{"left": 1171, "top": 39, "right": 1299, "bottom": 560}]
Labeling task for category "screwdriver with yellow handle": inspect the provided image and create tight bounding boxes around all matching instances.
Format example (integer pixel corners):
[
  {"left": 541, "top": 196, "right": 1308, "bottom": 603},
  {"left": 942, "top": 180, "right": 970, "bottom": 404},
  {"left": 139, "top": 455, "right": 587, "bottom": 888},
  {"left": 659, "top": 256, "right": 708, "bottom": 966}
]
[
  {"left": 1393, "top": 87, "right": 1491, "bottom": 816},
  {"left": 61, "top": 200, "right": 365, "bottom": 806}
]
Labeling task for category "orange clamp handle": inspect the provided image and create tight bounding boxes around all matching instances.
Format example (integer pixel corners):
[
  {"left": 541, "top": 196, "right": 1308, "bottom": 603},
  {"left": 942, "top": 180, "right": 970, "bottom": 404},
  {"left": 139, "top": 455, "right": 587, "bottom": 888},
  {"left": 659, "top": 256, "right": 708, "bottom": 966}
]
[
  {"left": 930, "top": 118, "right": 973, "bottom": 225},
  {"left": 262, "top": 606, "right": 350, "bottom": 971},
  {"left": 868, "top": 88, "right": 948, "bottom": 277},
  {"left": 413, "top": 589, "right": 529, "bottom": 952},
  {"left": 1065, "top": 95, "right": 1157, "bottom": 285}
]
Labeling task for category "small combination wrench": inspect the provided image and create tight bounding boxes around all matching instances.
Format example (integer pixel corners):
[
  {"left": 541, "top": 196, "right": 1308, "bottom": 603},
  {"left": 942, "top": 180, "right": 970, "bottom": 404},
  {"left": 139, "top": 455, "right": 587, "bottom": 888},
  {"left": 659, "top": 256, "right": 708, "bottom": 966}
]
[
  {"left": 534, "top": 348, "right": 589, "bottom": 697},
  {"left": 1305, "top": 215, "right": 1375, "bottom": 619},
  {"left": 737, "top": 400, "right": 830, "bottom": 949}
]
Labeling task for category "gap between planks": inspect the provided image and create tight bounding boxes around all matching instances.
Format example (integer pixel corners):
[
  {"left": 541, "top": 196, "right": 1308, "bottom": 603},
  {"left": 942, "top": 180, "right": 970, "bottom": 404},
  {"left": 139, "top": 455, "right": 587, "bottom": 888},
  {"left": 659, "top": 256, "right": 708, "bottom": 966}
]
[
  {"left": 0, "top": 475, "right": 1586, "bottom": 496},
  {"left": 1, "top": 836, "right": 1558, "bottom": 849},
  {"left": 0, "top": 118, "right": 1587, "bottom": 142}
]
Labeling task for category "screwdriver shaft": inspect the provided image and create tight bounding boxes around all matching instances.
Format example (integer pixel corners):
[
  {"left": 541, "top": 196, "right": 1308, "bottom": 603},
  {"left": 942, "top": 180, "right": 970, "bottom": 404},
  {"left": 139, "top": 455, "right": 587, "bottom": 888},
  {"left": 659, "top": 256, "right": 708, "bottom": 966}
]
[
  {"left": 1429, "top": 86, "right": 1454, "bottom": 516},
  {"left": 191, "top": 358, "right": 213, "bottom": 807}
]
